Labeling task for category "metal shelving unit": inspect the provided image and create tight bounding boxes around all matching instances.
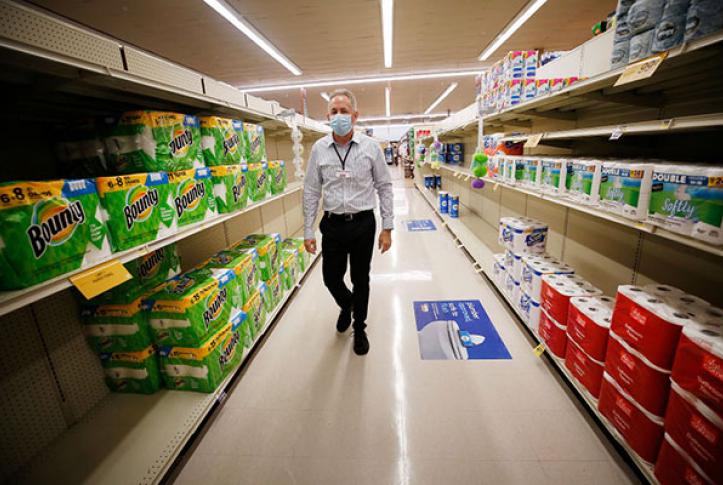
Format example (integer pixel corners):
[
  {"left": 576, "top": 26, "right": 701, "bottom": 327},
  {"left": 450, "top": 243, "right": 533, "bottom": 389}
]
[{"left": 14, "top": 251, "right": 320, "bottom": 485}]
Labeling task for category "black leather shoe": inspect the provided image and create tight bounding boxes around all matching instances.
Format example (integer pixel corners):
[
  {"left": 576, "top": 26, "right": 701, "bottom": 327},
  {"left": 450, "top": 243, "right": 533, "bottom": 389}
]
[
  {"left": 353, "top": 328, "right": 369, "bottom": 355},
  {"left": 336, "top": 307, "right": 352, "bottom": 333}
]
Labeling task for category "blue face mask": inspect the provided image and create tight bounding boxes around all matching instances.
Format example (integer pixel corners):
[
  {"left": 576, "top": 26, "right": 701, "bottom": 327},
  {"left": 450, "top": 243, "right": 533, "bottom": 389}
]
[{"left": 330, "top": 114, "right": 353, "bottom": 136}]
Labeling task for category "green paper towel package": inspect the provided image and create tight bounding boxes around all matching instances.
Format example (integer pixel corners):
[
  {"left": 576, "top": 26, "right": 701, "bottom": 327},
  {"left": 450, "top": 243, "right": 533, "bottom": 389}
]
[
  {"left": 261, "top": 270, "right": 283, "bottom": 311},
  {"left": 268, "top": 160, "right": 288, "bottom": 195},
  {"left": 599, "top": 162, "right": 653, "bottom": 221},
  {"left": 210, "top": 164, "right": 248, "bottom": 214},
  {"left": 82, "top": 290, "right": 155, "bottom": 353},
  {"left": 100, "top": 345, "right": 161, "bottom": 394},
  {"left": 242, "top": 286, "right": 266, "bottom": 340},
  {"left": 281, "top": 250, "right": 297, "bottom": 291},
  {"left": 247, "top": 163, "right": 268, "bottom": 202},
  {"left": 237, "top": 233, "right": 280, "bottom": 281},
  {"left": 200, "top": 249, "right": 256, "bottom": 310},
  {"left": 105, "top": 111, "right": 202, "bottom": 173},
  {"left": 282, "top": 238, "right": 308, "bottom": 272},
  {"left": 102, "top": 245, "right": 182, "bottom": 302},
  {"left": 243, "top": 122, "right": 266, "bottom": 164},
  {"left": 0, "top": 179, "right": 111, "bottom": 290},
  {"left": 144, "top": 267, "right": 236, "bottom": 347},
  {"left": 167, "top": 168, "right": 217, "bottom": 227},
  {"left": 159, "top": 310, "right": 247, "bottom": 393},
  {"left": 96, "top": 172, "right": 176, "bottom": 252},
  {"left": 200, "top": 117, "right": 244, "bottom": 166}
]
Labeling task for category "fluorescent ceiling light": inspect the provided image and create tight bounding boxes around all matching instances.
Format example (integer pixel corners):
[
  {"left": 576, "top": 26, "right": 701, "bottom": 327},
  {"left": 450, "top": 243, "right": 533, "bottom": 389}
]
[
  {"left": 239, "top": 69, "right": 482, "bottom": 93},
  {"left": 203, "top": 0, "right": 302, "bottom": 76},
  {"left": 358, "top": 113, "right": 447, "bottom": 122},
  {"left": 425, "top": 83, "right": 458, "bottom": 114},
  {"left": 381, "top": 0, "right": 394, "bottom": 68},
  {"left": 478, "top": 0, "right": 548, "bottom": 61},
  {"left": 385, "top": 87, "right": 391, "bottom": 117},
  {"left": 320, "top": 92, "right": 330, "bottom": 101},
  {"left": 361, "top": 122, "right": 414, "bottom": 129}
]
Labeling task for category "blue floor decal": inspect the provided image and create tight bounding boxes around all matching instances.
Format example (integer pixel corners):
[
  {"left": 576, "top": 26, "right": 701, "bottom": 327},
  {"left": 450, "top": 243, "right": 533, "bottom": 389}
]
[
  {"left": 414, "top": 300, "right": 512, "bottom": 360},
  {"left": 406, "top": 219, "right": 436, "bottom": 231}
]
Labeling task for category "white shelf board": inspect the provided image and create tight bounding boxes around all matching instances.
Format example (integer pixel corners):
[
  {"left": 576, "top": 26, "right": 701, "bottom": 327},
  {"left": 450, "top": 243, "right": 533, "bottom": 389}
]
[
  {"left": 499, "top": 112, "right": 723, "bottom": 142},
  {"left": 414, "top": 182, "right": 657, "bottom": 484},
  {"left": 0, "top": 184, "right": 304, "bottom": 318},
  {"left": 426, "top": 164, "right": 723, "bottom": 258},
  {"left": 15, "top": 251, "right": 320, "bottom": 485}
]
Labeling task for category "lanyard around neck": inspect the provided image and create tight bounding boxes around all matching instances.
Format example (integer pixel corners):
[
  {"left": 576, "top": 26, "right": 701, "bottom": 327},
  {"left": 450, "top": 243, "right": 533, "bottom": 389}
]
[{"left": 332, "top": 142, "right": 354, "bottom": 171}]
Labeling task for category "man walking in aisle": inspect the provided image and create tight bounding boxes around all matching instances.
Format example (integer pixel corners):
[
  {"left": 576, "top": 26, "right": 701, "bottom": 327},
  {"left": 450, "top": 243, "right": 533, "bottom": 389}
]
[{"left": 303, "top": 89, "right": 394, "bottom": 355}]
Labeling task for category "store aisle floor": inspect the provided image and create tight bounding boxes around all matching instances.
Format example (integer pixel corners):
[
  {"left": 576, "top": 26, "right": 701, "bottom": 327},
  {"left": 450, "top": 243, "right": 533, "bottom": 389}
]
[{"left": 175, "top": 170, "right": 638, "bottom": 485}]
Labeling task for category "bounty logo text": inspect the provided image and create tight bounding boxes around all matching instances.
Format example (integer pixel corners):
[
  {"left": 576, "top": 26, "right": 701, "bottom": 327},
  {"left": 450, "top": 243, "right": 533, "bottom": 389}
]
[
  {"left": 223, "top": 133, "right": 241, "bottom": 156},
  {"left": 27, "top": 199, "right": 85, "bottom": 258},
  {"left": 169, "top": 129, "right": 193, "bottom": 157},
  {"left": 138, "top": 248, "right": 164, "bottom": 281},
  {"left": 124, "top": 186, "right": 159, "bottom": 230},
  {"left": 218, "top": 331, "right": 240, "bottom": 369},
  {"left": 174, "top": 180, "right": 206, "bottom": 217},
  {"left": 232, "top": 174, "right": 246, "bottom": 202},
  {"left": 203, "top": 288, "right": 228, "bottom": 328}
]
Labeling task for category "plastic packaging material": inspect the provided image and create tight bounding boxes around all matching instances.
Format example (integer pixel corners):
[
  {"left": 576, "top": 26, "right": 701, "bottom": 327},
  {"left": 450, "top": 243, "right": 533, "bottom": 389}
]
[
  {"left": 611, "top": 39, "right": 631, "bottom": 68},
  {"left": 565, "top": 337, "right": 605, "bottom": 398},
  {"left": 539, "top": 309, "right": 568, "bottom": 358},
  {"left": 100, "top": 345, "right": 161, "bottom": 394},
  {"left": 629, "top": 28, "right": 656, "bottom": 62},
  {"left": 685, "top": 0, "right": 723, "bottom": 42},
  {"left": 628, "top": 0, "right": 667, "bottom": 35},
  {"left": 652, "top": 4, "right": 689, "bottom": 52},
  {"left": 540, "top": 274, "right": 602, "bottom": 325},
  {"left": 566, "top": 295, "right": 614, "bottom": 361},
  {"left": 654, "top": 434, "right": 715, "bottom": 485}
]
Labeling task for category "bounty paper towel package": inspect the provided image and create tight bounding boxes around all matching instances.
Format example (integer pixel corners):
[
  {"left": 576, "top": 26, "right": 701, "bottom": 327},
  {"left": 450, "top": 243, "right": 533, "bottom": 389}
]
[
  {"left": 240, "top": 233, "right": 281, "bottom": 281},
  {"left": 105, "top": 245, "right": 181, "bottom": 302},
  {"left": 200, "top": 117, "right": 243, "bottom": 166},
  {"left": 96, "top": 172, "right": 176, "bottom": 252},
  {"left": 243, "top": 286, "right": 267, "bottom": 339},
  {"left": 599, "top": 162, "right": 653, "bottom": 220},
  {"left": 281, "top": 250, "right": 298, "bottom": 291},
  {"left": 247, "top": 163, "right": 268, "bottom": 202},
  {"left": 282, "top": 238, "right": 308, "bottom": 272},
  {"left": 268, "top": 160, "right": 288, "bottom": 195},
  {"left": 167, "top": 168, "right": 217, "bottom": 227},
  {"left": 567, "top": 160, "right": 602, "bottom": 205},
  {"left": 649, "top": 165, "right": 723, "bottom": 245},
  {"left": 100, "top": 345, "right": 161, "bottom": 394},
  {"left": 243, "top": 123, "right": 267, "bottom": 164},
  {"left": 0, "top": 179, "right": 111, "bottom": 290},
  {"left": 159, "top": 310, "right": 247, "bottom": 393},
  {"left": 210, "top": 164, "right": 248, "bottom": 214},
  {"left": 82, "top": 290, "right": 154, "bottom": 353},
  {"left": 200, "top": 249, "right": 256, "bottom": 310},
  {"left": 105, "top": 111, "right": 202, "bottom": 173},
  {"left": 144, "top": 267, "right": 236, "bottom": 347}
]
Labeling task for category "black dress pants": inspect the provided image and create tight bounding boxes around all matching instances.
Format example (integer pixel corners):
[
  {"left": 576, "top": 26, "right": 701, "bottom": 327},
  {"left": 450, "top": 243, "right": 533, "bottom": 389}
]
[{"left": 320, "top": 211, "right": 376, "bottom": 330}]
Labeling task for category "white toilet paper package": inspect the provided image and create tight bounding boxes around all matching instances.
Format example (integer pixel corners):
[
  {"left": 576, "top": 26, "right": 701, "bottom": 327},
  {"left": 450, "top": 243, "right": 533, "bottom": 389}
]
[
  {"left": 520, "top": 291, "right": 542, "bottom": 331},
  {"left": 0, "top": 178, "right": 111, "bottom": 290},
  {"left": 522, "top": 259, "right": 575, "bottom": 302},
  {"left": 105, "top": 111, "right": 202, "bottom": 174},
  {"left": 492, "top": 253, "right": 506, "bottom": 287},
  {"left": 498, "top": 217, "right": 548, "bottom": 255},
  {"left": 649, "top": 165, "right": 723, "bottom": 245},
  {"left": 599, "top": 162, "right": 653, "bottom": 220},
  {"left": 567, "top": 160, "right": 602, "bottom": 204}
]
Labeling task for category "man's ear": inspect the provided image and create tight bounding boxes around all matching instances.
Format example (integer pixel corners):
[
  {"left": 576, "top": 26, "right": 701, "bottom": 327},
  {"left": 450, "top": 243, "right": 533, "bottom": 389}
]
[{"left": 352, "top": 111, "right": 359, "bottom": 123}]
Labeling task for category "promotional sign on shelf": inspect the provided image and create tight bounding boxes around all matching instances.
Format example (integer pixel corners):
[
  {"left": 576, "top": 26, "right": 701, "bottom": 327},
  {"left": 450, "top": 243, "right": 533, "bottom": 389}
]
[{"left": 414, "top": 300, "right": 511, "bottom": 360}]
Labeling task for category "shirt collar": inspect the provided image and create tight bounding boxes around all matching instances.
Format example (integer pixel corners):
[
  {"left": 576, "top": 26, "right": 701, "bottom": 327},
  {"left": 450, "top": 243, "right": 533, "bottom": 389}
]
[{"left": 327, "top": 131, "right": 361, "bottom": 147}]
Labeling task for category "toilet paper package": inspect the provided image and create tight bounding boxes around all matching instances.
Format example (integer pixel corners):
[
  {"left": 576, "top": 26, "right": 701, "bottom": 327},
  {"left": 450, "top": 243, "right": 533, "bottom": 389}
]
[
  {"left": 492, "top": 253, "right": 507, "bottom": 287},
  {"left": 664, "top": 381, "right": 723, "bottom": 482},
  {"left": 210, "top": 164, "right": 248, "bottom": 214},
  {"left": 598, "top": 372, "right": 665, "bottom": 464},
  {"left": 522, "top": 157, "right": 542, "bottom": 188},
  {"left": 566, "top": 295, "right": 615, "bottom": 361},
  {"left": 200, "top": 249, "right": 257, "bottom": 310},
  {"left": 616, "top": 0, "right": 638, "bottom": 19},
  {"left": 200, "top": 117, "right": 243, "bottom": 166},
  {"left": 505, "top": 250, "right": 524, "bottom": 281},
  {"left": 648, "top": 165, "right": 723, "bottom": 245},
  {"left": 239, "top": 233, "right": 281, "bottom": 281},
  {"left": 605, "top": 331, "right": 673, "bottom": 416},
  {"left": 247, "top": 163, "right": 269, "bottom": 202},
  {"left": 96, "top": 172, "right": 176, "bottom": 252},
  {"left": 167, "top": 168, "right": 217, "bottom": 227},
  {"left": 628, "top": 0, "right": 667, "bottom": 35},
  {"left": 685, "top": 0, "right": 723, "bottom": 42},
  {"left": 655, "top": 434, "right": 714, "bottom": 485},
  {"left": 498, "top": 217, "right": 548, "bottom": 255},
  {"left": 242, "top": 123, "right": 267, "bottom": 164},
  {"left": 100, "top": 345, "right": 161, "bottom": 394},
  {"left": 652, "top": 4, "right": 689, "bottom": 53},
  {"left": 671, "top": 322, "right": 723, "bottom": 417},
  {"left": 522, "top": 259, "right": 575, "bottom": 302},
  {"left": 282, "top": 238, "right": 308, "bottom": 272},
  {"left": 0, "top": 179, "right": 111, "bottom": 290},
  {"left": 539, "top": 309, "right": 569, "bottom": 358},
  {"left": 144, "top": 267, "right": 236, "bottom": 347},
  {"left": 599, "top": 162, "right": 653, "bottom": 220},
  {"left": 82, "top": 290, "right": 155, "bottom": 354},
  {"left": 520, "top": 292, "right": 542, "bottom": 331},
  {"left": 268, "top": 160, "right": 288, "bottom": 195},
  {"left": 105, "top": 111, "right": 202, "bottom": 174},
  {"left": 541, "top": 158, "right": 569, "bottom": 194},
  {"left": 611, "top": 285, "right": 693, "bottom": 369},
  {"left": 567, "top": 160, "right": 602, "bottom": 205},
  {"left": 159, "top": 310, "right": 247, "bottom": 393},
  {"left": 629, "top": 29, "right": 656, "bottom": 62},
  {"left": 504, "top": 272, "right": 521, "bottom": 305},
  {"left": 565, "top": 337, "right": 605, "bottom": 398},
  {"left": 243, "top": 285, "right": 267, "bottom": 339},
  {"left": 540, "top": 274, "right": 603, "bottom": 325}
]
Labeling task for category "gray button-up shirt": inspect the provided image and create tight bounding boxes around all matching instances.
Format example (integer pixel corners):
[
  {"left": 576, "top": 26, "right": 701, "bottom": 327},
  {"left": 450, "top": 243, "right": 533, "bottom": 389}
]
[{"left": 303, "top": 131, "right": 394, "bottom": 240}]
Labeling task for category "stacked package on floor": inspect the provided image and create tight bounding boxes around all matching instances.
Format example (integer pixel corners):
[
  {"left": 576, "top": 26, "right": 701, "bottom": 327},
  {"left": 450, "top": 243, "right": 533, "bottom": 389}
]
[
  {"left": 199, "top": 117, "right": 244, "bottom": 166},
  {"left": 268, "top": 160, "right": 288, "bottom": 195},
  {"left": 96, "top": 172, "right": 176, "bottom": 252},
  {"left": 598, "top": 283, "right": 722, "bottom": 465},
  {"left": 105, "top": 111, "right": 203, "bottom": 174},
  {"left": 0, "top": 178, "right": 112, "bottom": 290},
  {"left": 210, "top": 164, "right": 248, "bottom": 214},
  {"left": 599, "top": 162, "right": 653, "bottom": 221},
  {"left": 159, "top": 309, "right": 248, "bottom": 393},
  {"left": 648, "top": 164, "right": 723, "bottom": 245},
  {"left": 538, "top": 274, "right": 602, "bottom": 358},
  {"left": 167, "top": 167, "right": 217, "bottom": 226}
]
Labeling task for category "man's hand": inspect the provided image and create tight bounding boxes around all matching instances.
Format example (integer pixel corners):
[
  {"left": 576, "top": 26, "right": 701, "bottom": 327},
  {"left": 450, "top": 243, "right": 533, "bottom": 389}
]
[
  {"left": 378, "top": 229, "right": 392, "bottom": 253},
  {"left": 304, "top": 238, "right": 317, "bottom": 255}
]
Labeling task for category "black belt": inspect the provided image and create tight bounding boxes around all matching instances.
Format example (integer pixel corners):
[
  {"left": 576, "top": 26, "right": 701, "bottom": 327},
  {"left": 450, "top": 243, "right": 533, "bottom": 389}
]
[{"left": 324, "top": 210, "right": 373, "bottom": 222}]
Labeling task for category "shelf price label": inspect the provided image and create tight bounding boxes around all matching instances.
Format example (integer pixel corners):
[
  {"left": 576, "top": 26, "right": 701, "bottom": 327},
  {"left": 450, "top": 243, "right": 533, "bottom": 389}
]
[
  {"left": 614, "top": 52, "right": 667, "bottom": 87},
  {"left": 610, "top": 126, "right": 624, "bottom": 140},
  {"left": 525, "top": 133, "right": 543, "bottom": 148},
  {"left": 533, "top": 343, "right": 546, "bottom": 357},
  {"left": 70, "top": 259, "right": 132, "bottom": 300}
]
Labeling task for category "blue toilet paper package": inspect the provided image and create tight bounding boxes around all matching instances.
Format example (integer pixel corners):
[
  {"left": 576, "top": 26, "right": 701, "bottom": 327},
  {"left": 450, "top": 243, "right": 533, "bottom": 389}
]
[{"left": 685, "top": 0, "right": 723, "bottom": 42}]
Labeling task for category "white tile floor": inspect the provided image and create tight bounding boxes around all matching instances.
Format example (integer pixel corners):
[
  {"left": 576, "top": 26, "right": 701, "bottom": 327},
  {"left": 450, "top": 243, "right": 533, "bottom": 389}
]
[{"left": 175, "top": 169, "right": 639, "bottom": 485}]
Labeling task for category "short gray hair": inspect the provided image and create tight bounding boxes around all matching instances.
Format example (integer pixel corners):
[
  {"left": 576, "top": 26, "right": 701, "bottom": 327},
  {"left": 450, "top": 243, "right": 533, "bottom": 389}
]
[{"left": 327, "top": 89, "right": 358, "bottom": 111}]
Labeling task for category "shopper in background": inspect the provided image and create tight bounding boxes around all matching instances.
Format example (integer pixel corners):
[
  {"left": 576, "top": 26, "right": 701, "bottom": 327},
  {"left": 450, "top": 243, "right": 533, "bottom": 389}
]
[{"left": 303, "top": 89, "right": 394, "bottom": 356}]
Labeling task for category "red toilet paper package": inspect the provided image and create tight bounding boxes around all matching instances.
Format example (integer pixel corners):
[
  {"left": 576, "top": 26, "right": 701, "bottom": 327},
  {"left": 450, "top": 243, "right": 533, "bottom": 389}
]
[
  {"left": 538, "top": 309, "right": 568, "bottom": 358},
  {"left": 564, "top": 337, "right": 604, "bottom": 398},
  {"left": 654, "top": 434, "right": 715, "bottom": 485},
  {"left": 540, "top": 274, "right": 601, "bottom": 325},
  {"left": 566, "top": 295, "right": 614, "bottom": 361}
]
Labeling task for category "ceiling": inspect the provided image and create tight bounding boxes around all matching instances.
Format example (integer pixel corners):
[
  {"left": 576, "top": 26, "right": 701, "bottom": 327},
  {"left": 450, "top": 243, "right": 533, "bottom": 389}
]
[{"left": 30, "top": 0, "right": 616, "bottom": 120}]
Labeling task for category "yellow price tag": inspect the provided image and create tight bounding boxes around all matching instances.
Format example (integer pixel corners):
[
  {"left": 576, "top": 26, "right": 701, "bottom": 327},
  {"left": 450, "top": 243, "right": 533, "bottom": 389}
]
[
  {"left": 525, "top": 133, "right": 543, "bottom": 148},
  {"left": 533, "top": 343, "right": 545, "bottom": 357},
  {"left": 660, "top": 119, "right": 673, "bottom": 130},
  {"left": 614, "top": 52, "right": 667, "bottom": 87},
  {"left": 70, "top": 259, "right": 132, "bottom": 300},
  {"left": 493, "top": 182, "right": 499, "bottom": 191}
]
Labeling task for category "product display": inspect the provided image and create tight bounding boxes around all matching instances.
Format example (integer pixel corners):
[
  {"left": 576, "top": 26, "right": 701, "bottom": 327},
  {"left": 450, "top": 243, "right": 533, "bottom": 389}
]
[
  {"left": 282, "top": 238, "right": 308, "bottom": 272},
  {"left": 242, "top": 123, "right": 267, "bottom": 164},
  {"left": 268, "top": 160, "right": 288, "bottom": 195},
  {"left": 498, "top": 217, "right": 548, "bottom": 255},
  {"left": 167, "top": 168, "right": 217, "bottom": 227},
  {"left": 200, "top": 117, "right": 244, "bottom": 166},
  {"left": 246, "top": 163, "right": 269, "bottom": 202},
  {"left": 200, "top": 249, "right": 256, "bottom": 311},
  {"left": 100, "top": 345, "right": 161, "bottom": 394},
  {"left": 599, "top": 162, "right": 653, "bottom": 221},
  {"left": 107, "top": 245, "right": 182, "bottom": 301},
  {"left": 238, "top": 233, "right": 281, "bottom": 281},
  {"left": 243, "top": 285, "right": 267, "bottom": 339},
  {"left": 82, "top": 290, "right": 155, "bottom": 354},
  {"left": 210, "top": 164, "right": 249, "bottom": 214}
]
